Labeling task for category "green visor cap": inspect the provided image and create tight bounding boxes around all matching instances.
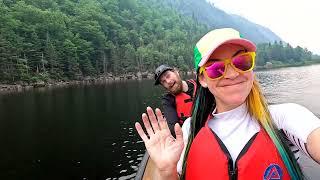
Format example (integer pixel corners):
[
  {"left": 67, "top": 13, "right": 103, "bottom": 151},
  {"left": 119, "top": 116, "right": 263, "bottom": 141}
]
[{"left": 194, "top": 28, "right": 256, "bottom": 70}]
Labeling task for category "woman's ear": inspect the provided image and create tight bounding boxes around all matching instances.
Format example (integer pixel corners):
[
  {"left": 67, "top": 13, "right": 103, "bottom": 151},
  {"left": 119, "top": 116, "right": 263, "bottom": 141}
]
[{"left": 198, "top": 73, "right": 208, "bottom": 88}]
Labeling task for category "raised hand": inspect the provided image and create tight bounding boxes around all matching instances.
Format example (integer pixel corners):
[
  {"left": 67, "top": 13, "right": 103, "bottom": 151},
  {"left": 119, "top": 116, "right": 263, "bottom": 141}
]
[{"left": 135, "top": 107, "right": 184, "bottom": 174}]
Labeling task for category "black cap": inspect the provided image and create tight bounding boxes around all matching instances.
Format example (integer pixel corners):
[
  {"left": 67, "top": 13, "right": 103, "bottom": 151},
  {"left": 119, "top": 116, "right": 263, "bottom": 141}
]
[{"left": 154, "top": 64, "right": 174, "bottom": 85}]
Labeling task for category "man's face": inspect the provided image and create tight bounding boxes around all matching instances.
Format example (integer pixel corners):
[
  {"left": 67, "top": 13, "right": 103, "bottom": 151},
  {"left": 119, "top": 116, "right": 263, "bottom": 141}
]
[{"left": 159, "top": 70, "right": 183, "bottom": 94}]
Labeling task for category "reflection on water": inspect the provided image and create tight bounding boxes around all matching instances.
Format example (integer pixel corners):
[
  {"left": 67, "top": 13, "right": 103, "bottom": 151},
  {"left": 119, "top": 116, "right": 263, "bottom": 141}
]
[
  {"left": 257, "top": 65, "right": 320, "bottom": 116},
  {"left": 0, "top": 64, "right": 320, "bottom": 179}
]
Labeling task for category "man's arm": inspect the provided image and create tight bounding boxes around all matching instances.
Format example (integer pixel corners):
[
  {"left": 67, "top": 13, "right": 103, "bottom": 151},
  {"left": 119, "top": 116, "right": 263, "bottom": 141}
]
[{"left": 162, "top": 94, "right": 179, "bottom": 136}]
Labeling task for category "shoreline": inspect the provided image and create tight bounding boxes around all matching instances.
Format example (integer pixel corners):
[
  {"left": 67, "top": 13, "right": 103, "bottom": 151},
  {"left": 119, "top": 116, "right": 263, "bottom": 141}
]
[
  {"left": 0, "top": 71, "right": 198, "bottom": 94},
  {"left": 0, "top": 74, "right": 154, "bottom": 94},
  {"left": 1, "top": 62, "right": 320, "bottom": 93}
]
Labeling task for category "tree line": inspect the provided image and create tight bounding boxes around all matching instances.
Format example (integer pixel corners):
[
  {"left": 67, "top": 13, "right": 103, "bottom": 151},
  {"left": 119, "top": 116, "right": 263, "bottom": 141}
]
[
  {"left": 256, "top": 41, "right": 313, "bottom": 67},
  {"left": 0, "top": 0, "right": 316, "bottom": 84}
]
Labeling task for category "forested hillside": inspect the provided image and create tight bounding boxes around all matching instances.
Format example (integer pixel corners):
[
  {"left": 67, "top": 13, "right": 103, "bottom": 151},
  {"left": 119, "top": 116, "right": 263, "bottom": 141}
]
[
  {"left": 0, "top": 0, "right": 208, "bottom": 83},
  {"left": 0, "top": 0, "right": 316, "bottom": 84}
]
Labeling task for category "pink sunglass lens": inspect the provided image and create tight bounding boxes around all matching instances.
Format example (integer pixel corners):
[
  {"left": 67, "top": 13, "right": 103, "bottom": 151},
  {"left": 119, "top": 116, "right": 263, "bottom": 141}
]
[
  {"left": 205, "top": 62, "right": 225, "bottom": 79},
  {"left": 232, "top": 55, "right": 253, "bottom": 71}
]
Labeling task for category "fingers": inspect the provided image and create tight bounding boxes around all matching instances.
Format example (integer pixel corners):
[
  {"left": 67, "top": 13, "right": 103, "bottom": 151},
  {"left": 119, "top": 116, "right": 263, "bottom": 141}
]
[
  {"left": 147, "top": 107, "right": 160, "bottom": 132},
  {"left": 156, "top": 108, "right": 170, "bottom": 131},
  {"left": 137, "top": 107, "right": 167, "bottom": 140},
  {"left": 174, "top": 123, "right": 183, "bottom": 142},
  {"left": 135, "top": 122, "right": 148, "bottom": 142},
  {"left": 142, "top": 113, "right": 155, "bottom": 136}
]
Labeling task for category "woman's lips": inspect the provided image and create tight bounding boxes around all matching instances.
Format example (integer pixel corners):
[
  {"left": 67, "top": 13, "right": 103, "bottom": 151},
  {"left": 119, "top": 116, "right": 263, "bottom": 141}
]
[{"left": 219, "top": 81, "right": 245, "bottom": 87}]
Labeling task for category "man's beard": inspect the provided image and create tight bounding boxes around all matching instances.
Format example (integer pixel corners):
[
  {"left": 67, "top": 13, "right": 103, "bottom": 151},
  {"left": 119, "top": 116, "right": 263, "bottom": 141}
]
[{"left": 170, "top": 80, "right": 183, "bottom": 95}]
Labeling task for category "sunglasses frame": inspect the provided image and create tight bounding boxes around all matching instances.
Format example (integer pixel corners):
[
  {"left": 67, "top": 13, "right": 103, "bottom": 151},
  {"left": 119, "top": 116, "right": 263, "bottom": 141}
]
[{"left": 199, "top": 51, "right": 256, "bottom": 80}]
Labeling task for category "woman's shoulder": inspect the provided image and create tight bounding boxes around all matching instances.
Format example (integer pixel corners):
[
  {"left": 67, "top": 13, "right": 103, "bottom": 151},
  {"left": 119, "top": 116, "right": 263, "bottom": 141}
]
[
  {"left": 268, "top": 103, "right": 310, "bottom": 116},
  {"left": 269, "top": 102, "right": 306, "bottom": 109},
  {"left": 268, "top": 103, "right": 314, "bottom": 129},
  {"left": 268, "top": 103, "right": 320, "bottom": 135}
]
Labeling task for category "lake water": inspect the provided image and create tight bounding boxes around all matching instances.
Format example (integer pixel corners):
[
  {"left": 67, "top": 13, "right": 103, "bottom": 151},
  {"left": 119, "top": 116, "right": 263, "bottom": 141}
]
[{"left": 0, "top": 64, "right": 320, "bottom": 179}]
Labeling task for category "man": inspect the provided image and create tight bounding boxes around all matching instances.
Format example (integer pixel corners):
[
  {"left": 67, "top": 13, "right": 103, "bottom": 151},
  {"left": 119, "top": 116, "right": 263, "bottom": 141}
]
[{"left": 154, "top": 64, "right": 196, "bottom": 135}]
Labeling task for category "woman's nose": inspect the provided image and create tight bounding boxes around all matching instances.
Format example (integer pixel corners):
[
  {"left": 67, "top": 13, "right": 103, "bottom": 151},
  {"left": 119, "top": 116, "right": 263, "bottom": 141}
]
[{"left": 223, "top": 64, "right": 239, "bottom": 79}]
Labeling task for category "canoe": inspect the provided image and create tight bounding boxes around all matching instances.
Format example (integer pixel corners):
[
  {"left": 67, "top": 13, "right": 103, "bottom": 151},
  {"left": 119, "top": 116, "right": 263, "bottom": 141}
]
[{"left": 135, "top": 151, "right": 157, "bottom": 180}]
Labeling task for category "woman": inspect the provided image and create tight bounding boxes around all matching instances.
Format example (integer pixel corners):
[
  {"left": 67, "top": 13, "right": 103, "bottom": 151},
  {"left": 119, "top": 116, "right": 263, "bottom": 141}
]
[{"left": 135, "top": 28, "right": 320, "bottom": 180}]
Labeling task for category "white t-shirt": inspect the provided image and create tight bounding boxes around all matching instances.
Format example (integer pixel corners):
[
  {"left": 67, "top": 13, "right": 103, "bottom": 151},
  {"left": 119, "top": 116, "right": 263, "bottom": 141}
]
[{"left": 177, "top": 103, "right": 320, "bottom": 174}]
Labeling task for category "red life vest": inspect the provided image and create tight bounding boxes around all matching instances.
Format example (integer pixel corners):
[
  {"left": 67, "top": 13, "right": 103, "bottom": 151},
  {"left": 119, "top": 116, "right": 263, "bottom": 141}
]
[
  {"left": 175, "top": 79, "right": 197, "bottom": 125},
  {"left": 185, "top": 121, "right": 291, "bottom": 180}
]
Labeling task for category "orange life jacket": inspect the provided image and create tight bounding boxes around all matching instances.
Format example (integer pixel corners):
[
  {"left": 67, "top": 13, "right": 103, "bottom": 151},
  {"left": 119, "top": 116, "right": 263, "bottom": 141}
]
[
  {"left": 185, "top": 120, "right": 290, "bottom": 180},
  {"left": 175, "top": 79, "right": 197, "bottom": 125}
]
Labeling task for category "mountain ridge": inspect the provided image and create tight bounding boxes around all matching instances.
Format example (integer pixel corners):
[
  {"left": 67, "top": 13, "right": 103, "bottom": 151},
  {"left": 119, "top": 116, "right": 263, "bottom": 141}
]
[{"left": 159, "top": 0, "right": 282, "bottom": 43}]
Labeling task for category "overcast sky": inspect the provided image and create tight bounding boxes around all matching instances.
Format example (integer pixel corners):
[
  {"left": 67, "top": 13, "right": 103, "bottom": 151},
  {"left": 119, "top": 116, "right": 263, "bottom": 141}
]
[{"left": 208, "top": 0, "right": 320, "bottom": 54}]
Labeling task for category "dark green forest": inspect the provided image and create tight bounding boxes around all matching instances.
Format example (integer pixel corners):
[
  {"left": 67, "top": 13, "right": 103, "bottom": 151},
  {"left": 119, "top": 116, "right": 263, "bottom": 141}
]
[{"left": 0, "top": 0, "right": 317, "bottom": 83}]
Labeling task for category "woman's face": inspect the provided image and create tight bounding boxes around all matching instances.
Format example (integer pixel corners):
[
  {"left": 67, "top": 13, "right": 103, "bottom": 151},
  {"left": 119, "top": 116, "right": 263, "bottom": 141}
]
[{"left": 199, "top": 44, "right": 254, "bottom": 113}]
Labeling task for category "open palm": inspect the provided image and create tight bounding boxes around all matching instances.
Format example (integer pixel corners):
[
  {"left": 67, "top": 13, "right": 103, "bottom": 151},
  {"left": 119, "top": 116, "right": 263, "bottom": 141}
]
[{"left": 135, "top": 107, "right": 184, "bottom": 172}]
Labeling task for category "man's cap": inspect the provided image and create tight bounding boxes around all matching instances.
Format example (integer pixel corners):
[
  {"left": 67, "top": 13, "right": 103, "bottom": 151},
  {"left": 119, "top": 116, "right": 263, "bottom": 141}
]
[
  {"left": 194, "top": 28, "right": 256, "bottom": 70},
  {"left": 154, "top": 64, "right": 174, "bottom": 85}
]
